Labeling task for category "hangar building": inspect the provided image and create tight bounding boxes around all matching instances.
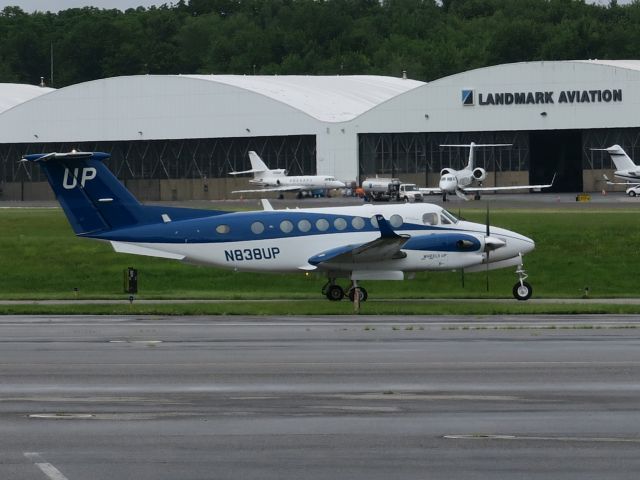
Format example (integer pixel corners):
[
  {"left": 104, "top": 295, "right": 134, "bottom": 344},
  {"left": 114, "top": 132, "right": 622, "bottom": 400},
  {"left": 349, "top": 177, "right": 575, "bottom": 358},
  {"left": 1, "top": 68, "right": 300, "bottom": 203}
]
[{"left": 0, "top": 60, "right": 639, "bottom": 200}]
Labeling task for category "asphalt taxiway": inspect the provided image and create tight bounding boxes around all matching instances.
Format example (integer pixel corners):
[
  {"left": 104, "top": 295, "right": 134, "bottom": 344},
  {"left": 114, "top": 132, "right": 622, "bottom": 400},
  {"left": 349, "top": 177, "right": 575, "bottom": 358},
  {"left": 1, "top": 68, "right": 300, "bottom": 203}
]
[{"left": 1, "top": 314, "right": 640, "bottom": 479}]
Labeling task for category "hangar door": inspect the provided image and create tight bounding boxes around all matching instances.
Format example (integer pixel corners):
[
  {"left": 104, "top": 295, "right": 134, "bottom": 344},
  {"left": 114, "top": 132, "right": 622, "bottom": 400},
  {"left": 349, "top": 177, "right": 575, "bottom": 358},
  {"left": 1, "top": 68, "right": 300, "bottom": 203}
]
[{"left": 529, "top": 130, "right": 582, "bottom": 192}]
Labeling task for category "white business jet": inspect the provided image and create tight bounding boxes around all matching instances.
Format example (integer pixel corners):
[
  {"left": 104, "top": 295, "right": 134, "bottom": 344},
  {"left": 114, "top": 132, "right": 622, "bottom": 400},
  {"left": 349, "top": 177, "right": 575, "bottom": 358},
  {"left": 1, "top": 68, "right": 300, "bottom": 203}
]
[
  {"left": 230, "top": 151, "right": 345, "bottom": 198},
  {"left": 22, "top": 151, "right": 537, "bottom": 301},
  {"left": 422, "top": 143, "right": 555, "bottom": 201},
  {"left": 595, "top": 145, "right": 640, "bottom": 195}
]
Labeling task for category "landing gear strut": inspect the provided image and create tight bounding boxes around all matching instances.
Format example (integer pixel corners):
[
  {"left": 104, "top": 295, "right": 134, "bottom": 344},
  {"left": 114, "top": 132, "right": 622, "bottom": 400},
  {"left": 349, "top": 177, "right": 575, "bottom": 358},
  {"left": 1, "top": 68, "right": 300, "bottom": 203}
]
[{"left": 512, "top": 254, "right": 532, "bottom": 301}]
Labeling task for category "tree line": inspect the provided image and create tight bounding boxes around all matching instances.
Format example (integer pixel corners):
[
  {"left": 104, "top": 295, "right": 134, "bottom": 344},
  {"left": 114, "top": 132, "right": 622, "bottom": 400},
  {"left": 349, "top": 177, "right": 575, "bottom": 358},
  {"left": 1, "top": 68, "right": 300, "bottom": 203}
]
[{"left": 0, "top": 0, "right": 634, "bottom": 88}]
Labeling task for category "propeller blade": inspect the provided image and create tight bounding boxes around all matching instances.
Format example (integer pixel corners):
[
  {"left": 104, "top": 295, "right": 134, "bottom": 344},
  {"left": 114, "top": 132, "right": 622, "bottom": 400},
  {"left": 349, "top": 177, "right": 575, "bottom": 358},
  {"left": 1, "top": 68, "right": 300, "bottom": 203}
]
[
  {"left": 485, "top": 204, "right": 490, "bottom": 237},
  {"left": 486, "top": 250, "right": 490, "bottom": 292},
  {"left": 485, "top": 204, "right": 490, "bottom": 291}
]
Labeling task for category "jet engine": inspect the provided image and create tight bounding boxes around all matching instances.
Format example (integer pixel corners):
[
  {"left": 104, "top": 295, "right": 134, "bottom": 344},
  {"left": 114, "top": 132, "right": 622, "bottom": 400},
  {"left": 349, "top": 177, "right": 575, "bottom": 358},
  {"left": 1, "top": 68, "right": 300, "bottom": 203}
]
[{"left": 472, "top": 167, "right": 487, "bottom": 182}]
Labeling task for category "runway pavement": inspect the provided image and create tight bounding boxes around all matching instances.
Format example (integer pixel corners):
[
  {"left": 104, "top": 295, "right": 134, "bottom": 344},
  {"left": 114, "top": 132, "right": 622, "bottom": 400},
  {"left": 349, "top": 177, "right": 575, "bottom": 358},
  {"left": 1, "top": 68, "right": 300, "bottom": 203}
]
[{"left": 1, "top": 314, "right": 639, "bottom": 479}]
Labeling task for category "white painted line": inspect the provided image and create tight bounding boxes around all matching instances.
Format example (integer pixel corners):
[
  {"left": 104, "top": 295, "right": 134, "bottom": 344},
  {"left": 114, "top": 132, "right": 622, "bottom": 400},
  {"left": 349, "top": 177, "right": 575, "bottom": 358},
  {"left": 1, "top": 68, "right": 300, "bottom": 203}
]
[
  {"left": 28, "top": 413, "right": 94, "bottom": 419},
  {"left": 24, "top": 452, "right": 70, "bottom": 480}
]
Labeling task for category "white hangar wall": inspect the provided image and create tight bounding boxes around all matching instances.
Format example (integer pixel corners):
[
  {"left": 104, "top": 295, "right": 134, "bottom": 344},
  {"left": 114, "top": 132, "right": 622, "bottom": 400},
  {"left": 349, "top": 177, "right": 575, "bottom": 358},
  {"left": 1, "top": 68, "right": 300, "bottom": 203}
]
[
  {"left": 0, "top": 75, "right": 423, "bottom": 200},
  {"left": 346, "top": 60, "right": 640, "bottom": 191},
  {"left": 353, "top": 60, "right": 637, "bottom": 133}
]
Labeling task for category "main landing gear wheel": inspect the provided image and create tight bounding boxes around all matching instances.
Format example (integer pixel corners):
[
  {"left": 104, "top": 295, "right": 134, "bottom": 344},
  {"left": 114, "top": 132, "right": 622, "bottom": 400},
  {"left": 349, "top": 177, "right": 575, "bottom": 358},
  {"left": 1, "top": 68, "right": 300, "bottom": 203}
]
[
  {"left": 325, "top": 285, "right": 345, "bottom": 301},
  {"left": 513, "top": 281, "right": 533, "bottom": 301},
  {"left": 348, "top": 287, "right": 368, "bottom": 302}
]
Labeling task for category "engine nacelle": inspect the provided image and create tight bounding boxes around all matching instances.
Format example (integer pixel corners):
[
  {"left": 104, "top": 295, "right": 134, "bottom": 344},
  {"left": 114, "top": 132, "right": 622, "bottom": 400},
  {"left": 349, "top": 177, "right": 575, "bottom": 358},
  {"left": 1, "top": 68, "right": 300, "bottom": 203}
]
[
  {"left": 440, "top": 168, "right": 454, "bottom": 177},
  {"left": 472, "top": 167, "right": 487, "bottom": 182}
]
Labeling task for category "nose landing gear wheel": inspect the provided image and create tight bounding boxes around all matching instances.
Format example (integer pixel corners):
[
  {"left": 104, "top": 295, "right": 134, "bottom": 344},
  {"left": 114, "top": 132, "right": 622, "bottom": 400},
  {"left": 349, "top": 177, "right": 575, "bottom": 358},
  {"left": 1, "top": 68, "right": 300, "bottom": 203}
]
[
  {"left": 513, "top": 281, "right": 532, "bottom": 301},
  {"left": 326, "top": 284, "right": 345, "bottom": 301}
]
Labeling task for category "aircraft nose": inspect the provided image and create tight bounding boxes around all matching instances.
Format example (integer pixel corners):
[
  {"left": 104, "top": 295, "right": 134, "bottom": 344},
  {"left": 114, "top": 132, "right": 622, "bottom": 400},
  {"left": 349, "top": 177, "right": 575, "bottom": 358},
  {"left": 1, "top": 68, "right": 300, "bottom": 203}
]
[
  {"left": 510, "top": 233, "right": 535, "bottom": 255},
  {"left": 439, "top": 178, "right": 455, "bottom": 192}
]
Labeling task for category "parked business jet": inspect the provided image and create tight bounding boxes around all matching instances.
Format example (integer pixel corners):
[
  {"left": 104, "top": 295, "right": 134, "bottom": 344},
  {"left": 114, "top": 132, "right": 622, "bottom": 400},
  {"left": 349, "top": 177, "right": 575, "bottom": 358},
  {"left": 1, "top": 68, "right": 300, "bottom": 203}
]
[
  {"left": 230, "top": 151, "right": 345, "bottom": 198},
  {"left": 423, "top": 143, "right": 555, "bottom": 201},
  {"left": 594, "top": 145, "right": 640, "bottom": 191},
  {"left": 22, "top": 151, "right": 536, "bottom": 301}
]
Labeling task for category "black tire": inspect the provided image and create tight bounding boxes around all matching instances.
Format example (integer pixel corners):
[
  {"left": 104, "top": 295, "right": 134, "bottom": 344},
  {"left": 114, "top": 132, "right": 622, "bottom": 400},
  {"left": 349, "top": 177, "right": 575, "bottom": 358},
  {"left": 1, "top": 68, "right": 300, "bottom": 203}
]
[
  {"left": 513, "top": 281, "right": 533, "bottom": 301},
  {"left": 629, "top": 191, "right": 637, "bottom": 197},
  {"left": 403, "top": 196, "right": 409, "bottom": 203},
  {"left": 326, "top": 285, "right": 344, "bottom": 301},
  {"left": 348, "top": 287, "right": 368, "bottom": 302}
]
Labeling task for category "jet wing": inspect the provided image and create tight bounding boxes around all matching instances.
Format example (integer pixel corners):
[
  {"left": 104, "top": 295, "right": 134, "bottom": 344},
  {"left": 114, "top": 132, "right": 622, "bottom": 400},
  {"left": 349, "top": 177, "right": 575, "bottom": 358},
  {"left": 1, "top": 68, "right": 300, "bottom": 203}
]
[
  {"left": 461, "top": 174, "right": 556, "bottom": 193},
  {"left": 308, "top": 215, "right": 409, "bottom": 266},
  {"left": 232, "top": 185, "right": 302, "bottom": 193}
]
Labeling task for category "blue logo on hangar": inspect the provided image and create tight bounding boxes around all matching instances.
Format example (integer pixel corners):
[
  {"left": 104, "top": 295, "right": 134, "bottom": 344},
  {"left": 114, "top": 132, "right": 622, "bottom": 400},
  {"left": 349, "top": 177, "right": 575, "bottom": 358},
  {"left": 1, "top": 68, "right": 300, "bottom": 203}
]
[{"left": 461, "top": 89, "right": 474, "bottom": 106}]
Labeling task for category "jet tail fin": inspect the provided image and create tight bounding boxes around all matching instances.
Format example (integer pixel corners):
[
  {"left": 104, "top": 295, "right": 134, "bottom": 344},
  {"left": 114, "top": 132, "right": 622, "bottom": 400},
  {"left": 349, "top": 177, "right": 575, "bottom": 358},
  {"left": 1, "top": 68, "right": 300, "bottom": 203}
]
[
  {"left": 597, "top": 145, "right": 638, "bottom": 171},
  {"left": 22, "top": 151, "right": 219, "bottom": 235},
  {"left": 229, "top": 151, "right": 271, "bottom": 175},
  {"left": 440, "top": 143, "right": 512, "bottom": 170}
]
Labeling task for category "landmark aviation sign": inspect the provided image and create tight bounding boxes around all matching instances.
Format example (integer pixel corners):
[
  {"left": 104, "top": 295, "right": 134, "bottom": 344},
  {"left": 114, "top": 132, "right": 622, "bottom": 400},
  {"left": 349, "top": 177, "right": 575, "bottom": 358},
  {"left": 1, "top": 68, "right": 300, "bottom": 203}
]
[{"left": 461, "top": 88, "right": 622, "bottom": 106}]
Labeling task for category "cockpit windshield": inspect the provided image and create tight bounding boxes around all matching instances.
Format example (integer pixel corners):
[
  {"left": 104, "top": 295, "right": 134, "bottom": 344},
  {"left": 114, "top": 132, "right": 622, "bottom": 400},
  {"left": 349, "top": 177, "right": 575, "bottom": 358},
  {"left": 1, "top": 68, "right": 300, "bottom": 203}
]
[{"left": 440, "top": 210, "right": 459, "bottom": 224}]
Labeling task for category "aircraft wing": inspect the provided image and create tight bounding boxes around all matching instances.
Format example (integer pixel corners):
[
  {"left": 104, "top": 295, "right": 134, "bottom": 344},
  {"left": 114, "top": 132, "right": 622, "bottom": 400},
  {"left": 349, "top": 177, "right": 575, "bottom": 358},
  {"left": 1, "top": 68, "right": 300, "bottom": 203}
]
[
  {"left": 232, "top": 185, "right": 302, "bottom": 193},
  {"left": 308, "top": 215, "right": 409, "bottom": 266},
  {"left": 461, "top": 174, "right": 556, "bottom": 193}
]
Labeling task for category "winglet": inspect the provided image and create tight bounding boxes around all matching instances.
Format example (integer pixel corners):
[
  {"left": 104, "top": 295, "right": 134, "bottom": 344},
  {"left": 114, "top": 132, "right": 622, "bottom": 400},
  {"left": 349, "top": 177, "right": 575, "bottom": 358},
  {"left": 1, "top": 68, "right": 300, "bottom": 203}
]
[
  {"left": 261, "top": 199, "right": 274, "bottom": 211},
  {"left": 375, "top": 214, "right": 399, "bottom": 239}
]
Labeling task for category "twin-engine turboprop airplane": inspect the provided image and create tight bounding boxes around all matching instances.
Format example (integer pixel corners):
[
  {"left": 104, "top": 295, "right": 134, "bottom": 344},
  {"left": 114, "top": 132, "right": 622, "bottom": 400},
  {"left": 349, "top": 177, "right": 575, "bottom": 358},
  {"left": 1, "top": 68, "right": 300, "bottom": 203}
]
[
  {"left": 422, "top": 143, "right": 555, "bottom": 201},
  {"left": 230, "top": 150, "right": 345, "bottom": 198},
  {"left": 23, "top": 151, "right": 536, "bottom": 301}
]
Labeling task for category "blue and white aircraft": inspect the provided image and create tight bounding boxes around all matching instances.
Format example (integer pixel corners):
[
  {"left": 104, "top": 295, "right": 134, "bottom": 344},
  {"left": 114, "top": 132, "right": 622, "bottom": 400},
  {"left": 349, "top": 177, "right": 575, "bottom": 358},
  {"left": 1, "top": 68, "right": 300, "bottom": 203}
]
[{"left": 23, "top": 151, "right": 536, "bottom": 301}]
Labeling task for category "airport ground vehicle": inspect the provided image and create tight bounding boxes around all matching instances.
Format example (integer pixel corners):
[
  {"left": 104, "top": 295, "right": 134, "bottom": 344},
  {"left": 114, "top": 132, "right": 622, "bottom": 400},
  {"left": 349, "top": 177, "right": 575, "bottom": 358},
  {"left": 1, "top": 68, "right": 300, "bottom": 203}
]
[{"left": 361, "top": 178, "right": 423, "bottom": 202}]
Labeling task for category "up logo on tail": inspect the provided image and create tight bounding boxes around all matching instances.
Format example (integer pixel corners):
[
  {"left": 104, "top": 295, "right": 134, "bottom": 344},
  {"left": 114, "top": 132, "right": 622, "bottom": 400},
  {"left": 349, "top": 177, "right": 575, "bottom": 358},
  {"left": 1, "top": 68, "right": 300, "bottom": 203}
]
[{"left": 62, "top": 167, "right": 97, "bottom": 189}]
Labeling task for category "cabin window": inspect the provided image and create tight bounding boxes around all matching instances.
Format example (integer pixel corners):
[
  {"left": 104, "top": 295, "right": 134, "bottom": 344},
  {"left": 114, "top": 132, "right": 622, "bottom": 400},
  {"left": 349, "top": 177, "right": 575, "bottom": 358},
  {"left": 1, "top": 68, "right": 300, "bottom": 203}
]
[
  {"left": 422, "top": 213, "right": 438, "bottom": 225},
  {"left": 351, "top": 217, "right": 365, "bottom": 229},
  {"left": 280, "top": 220, "right": 294, "bottom": 233},
  {"left": 251, "top": 222, "right": 264, "bottom": 234},
  {"left": 370, "top": 216, "right": 379, "bottom": 228},
  {"left": 216, "top": 224, "right": 230, "bottom": 234},
  {"left": 390, "top": 214, "right": 403, "bottom": 228},
  {"left": 297, "top": 219, "right": 311, "bottom": 232},
  {"left": 316, "top": 218, "right": 329, "bottom": 231},
  {"left": 334, "top": 218, "right": 347, "bottom": 230}
]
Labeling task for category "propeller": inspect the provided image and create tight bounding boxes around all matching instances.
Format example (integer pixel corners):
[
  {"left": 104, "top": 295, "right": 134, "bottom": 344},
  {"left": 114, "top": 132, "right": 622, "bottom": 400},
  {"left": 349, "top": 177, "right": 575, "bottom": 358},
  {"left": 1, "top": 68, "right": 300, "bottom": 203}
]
[{"left": 483, "top": 204, "right": 506, "bottom": 291}]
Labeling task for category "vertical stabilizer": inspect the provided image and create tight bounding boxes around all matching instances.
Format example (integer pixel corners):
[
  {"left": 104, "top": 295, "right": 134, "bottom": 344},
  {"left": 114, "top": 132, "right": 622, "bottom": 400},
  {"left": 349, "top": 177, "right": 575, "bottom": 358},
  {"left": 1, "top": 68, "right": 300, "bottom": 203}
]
[
  {"left": 248, "top": 151, "right": 270, "bottom": 172},
  {"left": 605, "top": 145, "right": 638, "bottom": 171},
  {"left": 22, "top": 152, "right": 146, "bottom": 235}
]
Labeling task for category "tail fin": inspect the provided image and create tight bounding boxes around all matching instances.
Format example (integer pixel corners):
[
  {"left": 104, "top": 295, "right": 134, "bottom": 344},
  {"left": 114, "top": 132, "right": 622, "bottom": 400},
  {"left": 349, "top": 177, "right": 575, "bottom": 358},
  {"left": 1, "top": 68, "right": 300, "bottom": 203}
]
[
  {"left": 248, "top": 151, "right": 269, "bottom": 172},
  {"left": 22, "top": 151, "right": 148, "bottom": 235},
  {"left": 440, "top": 143, "right": 512, "bottom": 170},
  {"left": 229, "top": 151, "right": 270, "bottom": 175},
  {"left": 604, "top": 145, "right": 637, "bottom": 171}
]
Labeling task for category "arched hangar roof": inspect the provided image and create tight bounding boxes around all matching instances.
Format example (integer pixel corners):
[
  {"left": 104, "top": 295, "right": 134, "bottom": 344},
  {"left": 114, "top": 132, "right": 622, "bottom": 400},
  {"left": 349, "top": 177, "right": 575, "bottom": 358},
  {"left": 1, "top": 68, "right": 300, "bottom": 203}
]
[
  {"left": 183, "top": 74, "right": 424, "bottom": 122},
  {"left": 0, "top": 83, "right": 54, "bottom": 114},
  {"left": 0, "top": 74, "right": 423, "bottom": 144}
]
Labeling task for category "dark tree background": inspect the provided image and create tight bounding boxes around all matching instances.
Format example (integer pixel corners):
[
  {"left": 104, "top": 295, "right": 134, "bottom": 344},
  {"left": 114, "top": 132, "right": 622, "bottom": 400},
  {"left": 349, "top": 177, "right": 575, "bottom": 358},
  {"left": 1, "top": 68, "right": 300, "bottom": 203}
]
[{"left": 0, "top": 0, "right": 632, "bottom": 87}]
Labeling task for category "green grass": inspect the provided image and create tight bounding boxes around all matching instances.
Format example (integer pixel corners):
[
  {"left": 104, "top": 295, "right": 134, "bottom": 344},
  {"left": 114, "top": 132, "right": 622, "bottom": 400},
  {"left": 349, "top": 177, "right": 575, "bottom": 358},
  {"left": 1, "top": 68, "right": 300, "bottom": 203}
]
[
  {"left": 2, "top": 301, "right": 640, "bottom": 316},
  {"left": 1, "top": 206, "right": 639, "bottom": 303}
]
